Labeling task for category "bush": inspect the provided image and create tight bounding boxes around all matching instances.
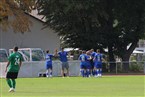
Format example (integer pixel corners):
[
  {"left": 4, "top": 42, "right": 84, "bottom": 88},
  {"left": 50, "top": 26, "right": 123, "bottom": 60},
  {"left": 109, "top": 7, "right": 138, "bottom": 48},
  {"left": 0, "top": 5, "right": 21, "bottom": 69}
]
[{"left": 129, "top": 62, "right": 143, "bottom": 72}]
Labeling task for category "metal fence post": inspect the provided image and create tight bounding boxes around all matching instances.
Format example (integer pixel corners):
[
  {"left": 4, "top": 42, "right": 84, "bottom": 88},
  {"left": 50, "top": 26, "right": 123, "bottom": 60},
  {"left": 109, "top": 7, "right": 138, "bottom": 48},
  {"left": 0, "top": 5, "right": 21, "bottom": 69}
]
[
  {"left": 116, "top": 62, "right": 117, "bottom": 74},
  {"left": 144, "top": 61, "right": 145, "bottom": 74}
]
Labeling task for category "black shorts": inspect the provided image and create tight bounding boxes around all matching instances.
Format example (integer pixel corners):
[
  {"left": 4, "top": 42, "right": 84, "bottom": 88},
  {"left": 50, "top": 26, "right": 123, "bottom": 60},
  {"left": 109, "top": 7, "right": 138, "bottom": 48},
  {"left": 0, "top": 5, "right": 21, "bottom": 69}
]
[{"left": 6, "top": 72, "right": 18, "bottom": 79}]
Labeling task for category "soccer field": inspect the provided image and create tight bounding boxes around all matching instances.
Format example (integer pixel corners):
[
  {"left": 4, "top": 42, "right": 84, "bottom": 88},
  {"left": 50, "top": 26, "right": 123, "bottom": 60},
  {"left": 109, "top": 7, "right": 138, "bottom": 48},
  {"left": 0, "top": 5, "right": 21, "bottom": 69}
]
[{"left": 0, "top": 75, "right": 145, "bottom": 97}]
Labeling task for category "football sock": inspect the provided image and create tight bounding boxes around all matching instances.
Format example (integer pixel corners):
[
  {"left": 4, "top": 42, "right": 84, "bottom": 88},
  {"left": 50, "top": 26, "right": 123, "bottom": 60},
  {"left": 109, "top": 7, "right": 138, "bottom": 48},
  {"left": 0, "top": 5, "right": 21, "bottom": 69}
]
[
  {"left": 99, "top": 69, "right": 102, "bottom": 75},
  {"left": 50, "top": 71, "right": 52, "bottom": 76},
  {"left": 6, "top": 79, "right": 12, "bottom": 88},
  {"left": 92, "top": 70, "right": 95, "bottom": 76},
  {"left": 96, "top": 69, "right": 99, "bottom": 76},
  {"left": 12, "top": 79, "right": 16, "bottom": 89},
  {"left": 88, "top": 70, "right": 91, "bottom": 77},
  {"left": 81, "top": 70, "right": 85, "bottom": 77},
  {"left": 86, "top": 70, "right": 90, "bottom": 77},
  {"left": 46, "top": 70, "right": 49, "bottom": 76},
  {"left": 84, "top": 71, "right": 87, "bottom": 77}
]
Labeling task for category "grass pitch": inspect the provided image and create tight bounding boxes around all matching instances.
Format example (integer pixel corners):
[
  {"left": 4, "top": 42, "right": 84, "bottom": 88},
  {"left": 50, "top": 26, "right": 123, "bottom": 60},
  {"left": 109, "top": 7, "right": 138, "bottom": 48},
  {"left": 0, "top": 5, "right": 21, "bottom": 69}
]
[{"left": 0, "top": 75, "right": 145, "bottom": 97}]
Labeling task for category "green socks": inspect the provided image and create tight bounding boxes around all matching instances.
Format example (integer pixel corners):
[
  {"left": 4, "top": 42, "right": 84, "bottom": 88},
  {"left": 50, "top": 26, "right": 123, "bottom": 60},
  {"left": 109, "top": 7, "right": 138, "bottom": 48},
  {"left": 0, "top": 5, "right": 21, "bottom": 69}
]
[
  {"left": 12, "top": 79, "right": 16, "bottom": 89},
  {"left": 6, "top": 79, "right": 12, "bottom": 88},
  {"left": 6, "top": 79, "right": 16, "bottom": 89}
]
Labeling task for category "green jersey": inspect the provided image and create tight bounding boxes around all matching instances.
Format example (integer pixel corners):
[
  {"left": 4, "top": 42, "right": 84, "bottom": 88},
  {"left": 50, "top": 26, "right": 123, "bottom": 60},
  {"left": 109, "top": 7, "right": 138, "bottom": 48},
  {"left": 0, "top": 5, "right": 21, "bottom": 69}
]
[{"left": 8, "top": 52, "right": 22, "bottom": 72}]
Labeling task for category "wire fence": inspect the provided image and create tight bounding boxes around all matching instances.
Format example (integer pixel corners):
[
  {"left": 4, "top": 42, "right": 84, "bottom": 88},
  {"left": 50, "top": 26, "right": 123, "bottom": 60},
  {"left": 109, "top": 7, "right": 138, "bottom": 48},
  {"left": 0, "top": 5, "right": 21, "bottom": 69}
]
[
  {"left": 0, "top": 61, "right": 145, "bottom": 78},
  {"left": 102, "top": 61, "right": 145, "bottom": 74}
]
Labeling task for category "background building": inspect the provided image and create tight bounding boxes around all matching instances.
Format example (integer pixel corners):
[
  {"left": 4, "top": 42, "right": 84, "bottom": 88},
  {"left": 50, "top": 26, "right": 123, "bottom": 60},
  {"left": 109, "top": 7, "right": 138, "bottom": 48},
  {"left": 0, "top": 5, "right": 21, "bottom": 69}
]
[{"left": 0, "top": 13, "right": 60, "bottom": 53}]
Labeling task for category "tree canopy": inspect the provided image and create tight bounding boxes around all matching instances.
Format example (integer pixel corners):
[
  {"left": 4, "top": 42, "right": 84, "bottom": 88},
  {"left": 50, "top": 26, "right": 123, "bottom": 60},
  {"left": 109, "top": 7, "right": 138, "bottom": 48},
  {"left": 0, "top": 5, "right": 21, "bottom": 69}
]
[
  {"left": 37, "top": 0, "right": 145, "bottom": 63},
  {"left": 37, "top": 0, "right": 108, "bottom": 50}
]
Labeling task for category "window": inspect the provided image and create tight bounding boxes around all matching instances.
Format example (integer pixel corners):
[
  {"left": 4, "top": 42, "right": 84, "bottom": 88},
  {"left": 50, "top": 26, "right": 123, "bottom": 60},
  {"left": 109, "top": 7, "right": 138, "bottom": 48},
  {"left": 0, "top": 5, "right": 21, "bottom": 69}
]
[
  {"left": 0, "top": 50, "right": 8, "bottom": 62},
  {"left": 32, "top": 50, "right": 44, "bottom": 61}
]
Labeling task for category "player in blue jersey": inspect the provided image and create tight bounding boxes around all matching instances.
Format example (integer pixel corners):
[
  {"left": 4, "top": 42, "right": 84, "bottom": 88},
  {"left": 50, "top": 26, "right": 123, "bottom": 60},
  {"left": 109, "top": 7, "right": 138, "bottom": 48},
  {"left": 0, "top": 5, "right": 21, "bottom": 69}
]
[
  {"left": 86, "top": 51, "right": 92, "bottom": 77},
  {"left": 78, "top": 50, "right": 87, "bottom": 77},
  {"left": 93, "top": 49, "right": 104, "bottom": 77},
  {"left": 55, "top": 48, "right": 69, "bottom": 77},
  {"left": 90, "top": 49, "right": 96, "bottom": 76},
  {"left": 45, "top": 50, "right": 54, "bottom": 78}
]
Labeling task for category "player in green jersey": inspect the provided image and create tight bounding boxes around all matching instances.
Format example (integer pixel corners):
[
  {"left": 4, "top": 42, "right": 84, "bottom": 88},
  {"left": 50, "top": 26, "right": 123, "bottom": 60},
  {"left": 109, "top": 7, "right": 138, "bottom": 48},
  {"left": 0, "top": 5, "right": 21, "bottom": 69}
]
[{"left": 5, "top": 46, "right": 22, "bottom": 92}]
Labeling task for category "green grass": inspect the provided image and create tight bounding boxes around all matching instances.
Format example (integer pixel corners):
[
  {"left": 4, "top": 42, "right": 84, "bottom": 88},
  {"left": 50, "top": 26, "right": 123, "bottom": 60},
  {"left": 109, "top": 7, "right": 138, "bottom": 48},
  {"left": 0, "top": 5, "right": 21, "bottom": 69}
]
[{"left": 0, "top": 75, "right": 145, "bottom": 97}]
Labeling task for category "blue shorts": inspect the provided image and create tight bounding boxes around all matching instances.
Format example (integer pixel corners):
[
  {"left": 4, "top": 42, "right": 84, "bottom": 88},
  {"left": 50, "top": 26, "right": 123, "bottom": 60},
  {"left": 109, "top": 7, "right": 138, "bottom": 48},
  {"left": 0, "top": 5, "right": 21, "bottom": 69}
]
[
  {"left": 95, "top": 63, "right": 102, "bottom": 68},
  {"left": 46, "top": 64, "right": 52, "bottom": 69},
  {"left": 86, "top": 63, "right": 91, "bottom": 69},
  {"left": 80, "top": 64, "right": 87, "bottom": 69}
]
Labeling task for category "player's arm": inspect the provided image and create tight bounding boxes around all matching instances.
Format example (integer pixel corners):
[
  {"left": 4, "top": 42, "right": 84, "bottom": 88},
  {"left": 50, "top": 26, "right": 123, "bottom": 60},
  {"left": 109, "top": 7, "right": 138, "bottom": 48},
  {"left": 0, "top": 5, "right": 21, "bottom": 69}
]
[
  {"left": 5, "top": 55, "right": 12, "bottom": 72},
  {"left": 19, "top": 59, "right": 22, "bottom": 67},
  {"left": 93, "top": 55, "right": 96, "bottom": 62},
  {"left": 67, "top": 51, "right": 71, "bottom": 59},
  {"left": 5, "top": 61, "right": 10, "bottom": 72},
  {"left": 89, "top": 56, "right": 92, "bottom": 60},
  {"left": 87, "top": 56, "right": 92, "bottom": 61},
  {"left": 53, "top": 49, "right": 58, "bottom": 56},
  {"left": 78, "top": 55, "right": 81, "bottom": 61}
]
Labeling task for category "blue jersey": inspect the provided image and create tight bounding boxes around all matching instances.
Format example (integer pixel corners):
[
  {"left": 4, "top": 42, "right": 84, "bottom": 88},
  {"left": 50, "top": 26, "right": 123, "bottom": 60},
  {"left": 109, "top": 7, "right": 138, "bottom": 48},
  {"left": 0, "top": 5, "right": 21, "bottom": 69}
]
[
  {"left": 91, "top": 52, "right": 96, "bottom": 58},
  {"left": 86, "top": 55, "right": 91, "bottom": 64},
  {"left": 94, "top": 53, "right": 103, "bottom": 64},
  {"left": 79, "top": 54, "right": 87, "bottom": 65},
  {"left": 58, "top": 51, "right": 68, "bottom": 62},
  {"left": 45, "top": 54, "right": 53, "bottom": 65},
  {"left": 86, "top": 55, "right": 91, "bottom": 69}
]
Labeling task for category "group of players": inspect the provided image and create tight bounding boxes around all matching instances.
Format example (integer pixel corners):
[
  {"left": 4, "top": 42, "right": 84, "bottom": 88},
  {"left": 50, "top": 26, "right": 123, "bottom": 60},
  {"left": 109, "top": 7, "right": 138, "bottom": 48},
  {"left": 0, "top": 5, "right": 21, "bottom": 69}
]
[
  {"left": 5, "top": 47, "right": 104, "bottom": 92},
  {"left": 45, "top": 48, "right": 105, "bottom": 78},
  {"left": 79, "top": 49, "right": 105, "bottom": 78}
]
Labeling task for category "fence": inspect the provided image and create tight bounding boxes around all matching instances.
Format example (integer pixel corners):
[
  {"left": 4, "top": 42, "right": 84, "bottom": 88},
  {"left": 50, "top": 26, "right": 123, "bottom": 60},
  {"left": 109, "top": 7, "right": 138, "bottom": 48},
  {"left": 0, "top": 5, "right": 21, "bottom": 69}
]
[
  {"left": 0, "top": 61, "right": 145, "bottom": 78},
  {"left": 103, "top": 61, "right": 145, "bottom": 74}
]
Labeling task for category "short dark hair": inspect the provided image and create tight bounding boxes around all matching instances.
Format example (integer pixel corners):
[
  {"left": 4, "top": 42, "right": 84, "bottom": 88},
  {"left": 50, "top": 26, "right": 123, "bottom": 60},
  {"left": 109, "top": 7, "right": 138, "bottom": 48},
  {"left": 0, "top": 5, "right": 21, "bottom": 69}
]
[
  {"left": 97, "top": 49, "right": 100, "bottom": 53},
  {"left": 61, "top": 47, "right": 64, "bottom": 51},
  {"left": 14, "top": 46, "right": 18, "bottom": 52},
  {"left": 82, "top": 50, "right": 86, "bottom": 54},
  {"left": 46, "top": 50, "right": 49, "bottom": 53}
]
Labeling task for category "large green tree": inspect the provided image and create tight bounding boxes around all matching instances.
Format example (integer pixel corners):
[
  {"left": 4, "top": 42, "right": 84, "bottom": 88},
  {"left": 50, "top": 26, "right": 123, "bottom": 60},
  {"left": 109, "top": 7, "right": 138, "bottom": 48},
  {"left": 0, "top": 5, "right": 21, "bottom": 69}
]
[
  {"left": 37, "top": 0, "right": 107, "bottom": 50},
  {"left": 105, "top": 0, "right": 145, "bottom": 71},
  {"left": 37, "top": 0, "right": 145, "bottom": 71}
]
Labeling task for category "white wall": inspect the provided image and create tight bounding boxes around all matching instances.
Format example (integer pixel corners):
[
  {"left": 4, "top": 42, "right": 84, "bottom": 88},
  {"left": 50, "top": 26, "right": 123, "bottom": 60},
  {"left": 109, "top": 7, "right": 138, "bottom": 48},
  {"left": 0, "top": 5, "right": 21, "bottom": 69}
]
[
  {"left": 0, "top": 15, "right": 60, "bottom": 53},
  {"left": 0, "top": 61, "right": 80, "bottom": 78}
]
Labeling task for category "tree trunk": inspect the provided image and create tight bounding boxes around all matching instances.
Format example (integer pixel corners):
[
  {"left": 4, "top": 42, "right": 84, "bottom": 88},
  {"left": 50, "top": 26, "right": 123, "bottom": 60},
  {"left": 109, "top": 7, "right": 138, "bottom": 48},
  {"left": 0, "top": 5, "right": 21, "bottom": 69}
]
[
  {"left": 106, "top": 0, "right": 116, "bottom": 72},
  {"left": 122, "top": 39, "right": 139, "bottom": 72},
  {"left": 122, "top": 55, "right": 130, "bottom": 72},
  {"left": 108, "top": 46, "right": 116, "bottom": 72}
]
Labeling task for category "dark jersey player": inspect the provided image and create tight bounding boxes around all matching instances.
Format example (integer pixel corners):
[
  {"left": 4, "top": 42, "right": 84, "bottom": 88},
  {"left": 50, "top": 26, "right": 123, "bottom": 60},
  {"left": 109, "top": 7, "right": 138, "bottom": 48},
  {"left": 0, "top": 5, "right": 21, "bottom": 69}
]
[{"left": 5, "top": 46, "right": 22, "bottom": 92}]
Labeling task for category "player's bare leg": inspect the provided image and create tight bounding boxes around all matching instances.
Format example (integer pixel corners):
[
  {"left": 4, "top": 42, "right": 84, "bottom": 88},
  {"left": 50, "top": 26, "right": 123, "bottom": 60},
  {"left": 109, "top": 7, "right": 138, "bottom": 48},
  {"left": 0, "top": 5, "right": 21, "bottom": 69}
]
[{"left": 61, "top": 69, "right": 65, "bottom": 77}]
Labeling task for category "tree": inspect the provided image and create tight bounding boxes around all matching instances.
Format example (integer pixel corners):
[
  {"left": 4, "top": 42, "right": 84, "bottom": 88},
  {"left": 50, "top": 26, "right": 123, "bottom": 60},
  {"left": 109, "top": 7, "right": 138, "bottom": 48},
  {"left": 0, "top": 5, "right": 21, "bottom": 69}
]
[
  {"left": 37, "top": 0, "right": 108, "bottom": 50},
  {"left": 105, "top": 0, "right": 145, "bottom": 71},
  {"left": 0, "top": 0, "right": 35, "bottom": 32},
  {"left": 37, "top": 0, "right": 145, "bottom": 72}
]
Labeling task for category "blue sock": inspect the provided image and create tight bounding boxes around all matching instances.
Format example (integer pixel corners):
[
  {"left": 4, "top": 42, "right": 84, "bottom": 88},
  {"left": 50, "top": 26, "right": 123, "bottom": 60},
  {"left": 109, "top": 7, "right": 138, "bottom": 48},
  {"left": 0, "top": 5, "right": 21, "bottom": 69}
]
[
  {"left": 81, "top": 70, "right": 85, "bottom": 77},
  {"left": 92, "top": 70, "right": 95, "bottom": 76},
  {"left": 86, "top": 70, "right": 90, "bottom": 77}
]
